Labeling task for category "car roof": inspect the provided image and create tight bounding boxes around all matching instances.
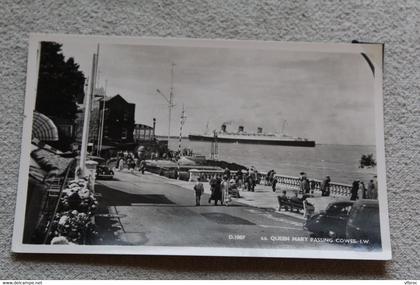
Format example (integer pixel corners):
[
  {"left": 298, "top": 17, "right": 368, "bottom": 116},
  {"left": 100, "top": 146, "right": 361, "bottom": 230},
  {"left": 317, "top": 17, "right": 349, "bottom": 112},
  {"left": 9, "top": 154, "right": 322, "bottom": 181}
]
[
  {"left": 352, "top": 199, "right": 379, "bottom": 207},
  {"left": 328, "top": 200, "right": 354, "bottom": 206}
]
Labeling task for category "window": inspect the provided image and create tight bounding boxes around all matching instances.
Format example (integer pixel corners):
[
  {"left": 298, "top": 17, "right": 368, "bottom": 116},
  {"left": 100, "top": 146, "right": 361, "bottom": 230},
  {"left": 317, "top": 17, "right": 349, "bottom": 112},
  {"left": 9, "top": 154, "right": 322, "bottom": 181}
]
[
  {"left": 121, "top": 128, "right": 128, "bottom": 140},
  {"left": 123, "top": 111, "right": 129, "bottom": 121}
]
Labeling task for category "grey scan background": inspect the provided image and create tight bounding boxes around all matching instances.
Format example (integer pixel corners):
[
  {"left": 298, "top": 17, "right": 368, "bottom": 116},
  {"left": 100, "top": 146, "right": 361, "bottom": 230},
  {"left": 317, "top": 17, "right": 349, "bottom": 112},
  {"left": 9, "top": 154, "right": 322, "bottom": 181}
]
[{"left": 0, "top": 0, "right": 419, "bottom": 280}]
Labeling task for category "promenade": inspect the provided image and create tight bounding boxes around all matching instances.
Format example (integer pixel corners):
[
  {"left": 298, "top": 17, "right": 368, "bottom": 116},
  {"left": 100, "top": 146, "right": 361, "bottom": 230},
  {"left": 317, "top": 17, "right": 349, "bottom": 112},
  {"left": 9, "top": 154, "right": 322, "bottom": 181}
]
[{"left": 92, "top": 170, "right": 365, "bottom": 253}]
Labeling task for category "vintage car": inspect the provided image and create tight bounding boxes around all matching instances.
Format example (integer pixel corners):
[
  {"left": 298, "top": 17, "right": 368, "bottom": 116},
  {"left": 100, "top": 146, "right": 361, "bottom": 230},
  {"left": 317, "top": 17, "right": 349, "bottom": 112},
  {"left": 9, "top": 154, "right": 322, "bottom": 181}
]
[
  {"left": 304, "top": 201, "right": 354, "bottom": 238},
  {"left": 88, "top": 156, "right": 114, "bottom": 180},
  {"left": 346, "top": 200, "right": 381, "bottom": 245},
  {"left": 96, "top": 164, "right": 114, "bottom": 180}
]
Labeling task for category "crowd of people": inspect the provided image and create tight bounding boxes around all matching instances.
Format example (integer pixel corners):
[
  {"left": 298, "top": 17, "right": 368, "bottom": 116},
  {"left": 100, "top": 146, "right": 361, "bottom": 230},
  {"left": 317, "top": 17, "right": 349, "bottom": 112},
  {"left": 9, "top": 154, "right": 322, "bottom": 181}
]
[
  {"left": 297, "top": 172, "right": 378, "bottom": 200},
  {"left": 193, "top": 167, "right": 261, "bottom": 207},
  {"left": 115, "top": 150, "right": 146, "bottom": 173},
  {"left": 350, "top": 177, "right": 378, "bottom": 200},
  {"left": 193, "top": 169, "right": 379, "bottom": 207}
]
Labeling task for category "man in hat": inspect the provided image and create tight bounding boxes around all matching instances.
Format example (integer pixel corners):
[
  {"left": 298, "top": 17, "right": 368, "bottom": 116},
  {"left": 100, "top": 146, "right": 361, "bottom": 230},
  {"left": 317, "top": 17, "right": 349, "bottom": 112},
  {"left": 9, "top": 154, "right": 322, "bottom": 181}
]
[
  {"left": 320, "top": 176, "right": 331, "bottom": 196},
  {"left": 299, "top": 172, "right": 310, "bottom": 194}
]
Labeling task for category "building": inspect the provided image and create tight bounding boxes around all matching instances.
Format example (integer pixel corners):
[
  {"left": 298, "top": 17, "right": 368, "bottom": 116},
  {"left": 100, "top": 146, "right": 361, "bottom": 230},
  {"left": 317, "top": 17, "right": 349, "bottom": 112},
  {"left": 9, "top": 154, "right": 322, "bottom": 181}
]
[
  {"left": 74, "top": 92, "right": 136, "bottom": 154},
  {"left": 134, "top": 119, "right": 156, "bottom": 143},
  {"left": 100, "top": 94, "right": 135, "bottom": 146}
]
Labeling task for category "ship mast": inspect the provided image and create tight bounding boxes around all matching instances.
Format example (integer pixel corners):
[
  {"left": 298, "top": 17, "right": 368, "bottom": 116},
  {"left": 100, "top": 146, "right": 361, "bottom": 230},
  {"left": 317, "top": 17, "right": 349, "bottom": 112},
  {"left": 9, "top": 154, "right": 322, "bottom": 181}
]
[
  {"left": 178, "top": 104, "right": 187, "bottom": 156},
  {"left": 281, "top": 120, "right": 288, "bottom": 135},
  {"left": 156, "top": 62, "right": 176, "bottom": 144}
]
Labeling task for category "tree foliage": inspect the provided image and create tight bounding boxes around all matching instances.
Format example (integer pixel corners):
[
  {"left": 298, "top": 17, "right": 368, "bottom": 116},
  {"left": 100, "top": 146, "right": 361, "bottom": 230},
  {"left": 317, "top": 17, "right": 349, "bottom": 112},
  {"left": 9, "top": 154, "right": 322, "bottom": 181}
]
[
  {"left": 35, "top": 41, "right": 85, "bottom": 122},
  {"left": 360, "top": 153, "right": 376, "bottom": 168}
]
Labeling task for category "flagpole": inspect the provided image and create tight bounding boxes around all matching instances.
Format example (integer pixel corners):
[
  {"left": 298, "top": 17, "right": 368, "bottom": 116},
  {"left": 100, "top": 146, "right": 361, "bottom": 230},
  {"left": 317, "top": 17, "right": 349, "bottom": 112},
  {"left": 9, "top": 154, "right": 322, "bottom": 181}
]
[{"left": 80, "top": 53, "right": 97, "bottom": 176}]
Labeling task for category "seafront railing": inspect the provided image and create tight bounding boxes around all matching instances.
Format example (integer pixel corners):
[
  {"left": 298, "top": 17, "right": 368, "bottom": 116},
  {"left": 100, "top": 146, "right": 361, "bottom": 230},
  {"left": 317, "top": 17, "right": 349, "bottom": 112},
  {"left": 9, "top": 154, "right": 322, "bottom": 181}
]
[
  {"left": 267, "top": 173, "right": 352, "bottom": 198},
  {"left": 188, "top": 169, "right": 352, "bottom": 198},
  {"left": 188, "top": 169, "right": 238, "bottom": 182}
]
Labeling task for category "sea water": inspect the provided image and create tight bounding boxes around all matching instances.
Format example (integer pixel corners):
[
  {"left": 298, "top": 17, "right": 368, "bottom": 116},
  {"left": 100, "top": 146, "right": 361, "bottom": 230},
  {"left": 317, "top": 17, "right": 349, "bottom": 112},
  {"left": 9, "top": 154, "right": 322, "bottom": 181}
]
[{"left": 169, "top": 139, "right": 377, "bottom": 185}]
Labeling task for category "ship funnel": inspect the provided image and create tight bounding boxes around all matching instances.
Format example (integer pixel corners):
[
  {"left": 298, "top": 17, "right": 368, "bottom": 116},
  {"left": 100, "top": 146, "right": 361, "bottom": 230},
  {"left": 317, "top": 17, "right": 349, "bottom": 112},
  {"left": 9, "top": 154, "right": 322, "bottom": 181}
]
[
  {"left": 238, "top": 126, "right": 244, "bottom": 132},
  {"left": 257, "top": 127, "right": 263, "bottom": 133},
  {"left": 221, "top": 124, "right": 227, "bottom": 132}
]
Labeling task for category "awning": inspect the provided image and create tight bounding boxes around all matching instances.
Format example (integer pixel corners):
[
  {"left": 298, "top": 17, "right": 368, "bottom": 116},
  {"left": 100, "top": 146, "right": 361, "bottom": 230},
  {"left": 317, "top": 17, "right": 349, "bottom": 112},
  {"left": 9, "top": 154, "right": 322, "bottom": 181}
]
[
  {"left": 32, "top": 111, "right": 59, "bottom": 141},
  {"left": 99, "top": 145, "right": 116, "bottom": 150}
]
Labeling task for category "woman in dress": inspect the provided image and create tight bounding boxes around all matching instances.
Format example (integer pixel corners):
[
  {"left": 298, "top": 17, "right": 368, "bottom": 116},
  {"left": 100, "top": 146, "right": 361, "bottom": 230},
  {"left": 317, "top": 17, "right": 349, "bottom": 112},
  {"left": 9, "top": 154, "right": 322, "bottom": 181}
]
[{"left": 221, "top": 176, "right": 231, "bottom": 206}]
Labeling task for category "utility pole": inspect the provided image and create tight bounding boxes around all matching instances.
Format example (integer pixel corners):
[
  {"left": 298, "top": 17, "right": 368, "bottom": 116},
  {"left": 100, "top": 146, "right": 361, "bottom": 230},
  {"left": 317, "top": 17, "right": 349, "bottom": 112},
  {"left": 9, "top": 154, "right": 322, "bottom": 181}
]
[{"left": 156, "top": 62, "right": 176, "bottom": 143}]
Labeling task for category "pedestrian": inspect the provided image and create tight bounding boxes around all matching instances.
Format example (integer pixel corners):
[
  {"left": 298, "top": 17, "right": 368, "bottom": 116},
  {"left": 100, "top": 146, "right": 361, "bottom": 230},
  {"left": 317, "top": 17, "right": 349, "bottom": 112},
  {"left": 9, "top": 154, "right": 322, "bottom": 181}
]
[
  {"left": 243, "top": 172, "right": 249, "bottom": 191},
  {"left": 272, "top": 177, "right": 278, "bottom": 192},
  {"left": 266, "top": 170, "right": 272, "bottom": 185},
  {"left": 128, "top": 158, "right": 135, "bottom": 173},
  {"left": 139, "top": 160, "right": 146, "bottom": 174},
  {"left": 366, "top": 179, "right": 374, "bottom": 199},
  {"left": 229, "top": 178, "right": 240, "bottom": 198},
  {"left": 194, "top": 178, "right": 204, "bottom": 206},
  {"left": 221, "top": 176, "right": 231, "bottom": 206},
  {"left": 208, "top": 175, "right": 217, "bottom": 204},
  {"left": 247, "top": 173, "right": 255, "bottom": 192},
  {"left": 309, "top": 180, "right": 316, "bottom": 194},
  {"left": 300, "top": 173, "right": 310, "bottom": 194},
  {"left": 350, "top": 180, "right": 359, "bottom": 200},
  {"left": 223, "top": 168, "right": 231, "bottom": 180},
  {"left": 236, "top": 169, "right": 243, "bottom": 186},
  {"left": 372, "top": 175, "right": 378, "bottom": 199},
  {"left": 212, "top": 175, "right": 223, "bottom": 205},
  {"left": 320, "top": 176, "right": 331, "bottom": 196},
  {"left": 118, "top": 157, "right": 124, "bottom": 171},
  {"left": 358, "top": 181, "right": 366, "bottom": 199}
]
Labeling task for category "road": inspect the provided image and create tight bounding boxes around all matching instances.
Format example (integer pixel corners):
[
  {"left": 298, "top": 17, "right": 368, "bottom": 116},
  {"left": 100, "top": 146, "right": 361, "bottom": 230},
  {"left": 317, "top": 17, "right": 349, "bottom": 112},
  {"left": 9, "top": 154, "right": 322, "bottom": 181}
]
[{"left": 94, "top": 171, "right": 316, "bottom": 249}]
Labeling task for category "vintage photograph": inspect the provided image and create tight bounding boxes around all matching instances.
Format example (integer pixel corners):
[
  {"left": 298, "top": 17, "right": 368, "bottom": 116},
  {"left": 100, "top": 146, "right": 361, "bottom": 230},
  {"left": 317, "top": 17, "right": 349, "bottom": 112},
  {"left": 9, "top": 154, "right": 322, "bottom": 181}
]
[{"left": 12, "top": 34, "right": 390, "bottom": 259}]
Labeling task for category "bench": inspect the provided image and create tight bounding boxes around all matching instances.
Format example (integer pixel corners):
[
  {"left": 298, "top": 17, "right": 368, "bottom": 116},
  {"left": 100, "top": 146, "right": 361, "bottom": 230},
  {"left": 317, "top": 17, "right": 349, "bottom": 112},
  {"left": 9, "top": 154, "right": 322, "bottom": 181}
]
[{"left": 277, "top": 196, "right": 305, "bottom": 213}]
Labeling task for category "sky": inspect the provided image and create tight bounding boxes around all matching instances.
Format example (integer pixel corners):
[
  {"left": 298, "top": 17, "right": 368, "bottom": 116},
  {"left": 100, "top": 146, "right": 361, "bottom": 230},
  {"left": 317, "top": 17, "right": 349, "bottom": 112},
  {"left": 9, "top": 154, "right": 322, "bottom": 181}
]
[{"left": 60, "top": 40, "right": 377, "bottom": 145}]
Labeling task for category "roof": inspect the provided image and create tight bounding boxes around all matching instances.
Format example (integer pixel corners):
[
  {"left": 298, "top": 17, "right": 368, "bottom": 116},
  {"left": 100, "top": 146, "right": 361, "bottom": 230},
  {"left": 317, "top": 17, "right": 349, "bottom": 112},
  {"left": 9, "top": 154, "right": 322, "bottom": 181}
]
[
  {"left": 104, "top": 94, "right": 130, "bottom": 104},
  {"left": 134, "top": 123, "right": 153, "bottom": 129}
]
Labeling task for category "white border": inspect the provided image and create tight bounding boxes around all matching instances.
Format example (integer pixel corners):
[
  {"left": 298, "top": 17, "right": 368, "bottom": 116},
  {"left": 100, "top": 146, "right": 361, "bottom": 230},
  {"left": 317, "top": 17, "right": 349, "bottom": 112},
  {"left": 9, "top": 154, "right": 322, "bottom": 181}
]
[{"left": 11, "top": 33, "right": 391, "bottom": 260}]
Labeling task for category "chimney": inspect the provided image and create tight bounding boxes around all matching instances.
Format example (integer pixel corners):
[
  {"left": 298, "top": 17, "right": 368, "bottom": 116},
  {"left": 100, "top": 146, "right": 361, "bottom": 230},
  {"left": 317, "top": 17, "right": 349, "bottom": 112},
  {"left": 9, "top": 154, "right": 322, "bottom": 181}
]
[
  {"left": 257, "top": 127, "right": 263, "bottom": 134},
  {"left": 238, "top": 126, "right": 244, "bottom": 132}
]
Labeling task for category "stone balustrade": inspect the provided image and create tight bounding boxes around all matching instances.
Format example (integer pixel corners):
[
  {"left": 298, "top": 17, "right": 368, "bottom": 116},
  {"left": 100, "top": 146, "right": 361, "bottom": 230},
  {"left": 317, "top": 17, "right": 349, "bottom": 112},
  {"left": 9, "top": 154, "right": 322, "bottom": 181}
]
[{"left": 189, "top": 169, "right": 239, "bottom": 182}]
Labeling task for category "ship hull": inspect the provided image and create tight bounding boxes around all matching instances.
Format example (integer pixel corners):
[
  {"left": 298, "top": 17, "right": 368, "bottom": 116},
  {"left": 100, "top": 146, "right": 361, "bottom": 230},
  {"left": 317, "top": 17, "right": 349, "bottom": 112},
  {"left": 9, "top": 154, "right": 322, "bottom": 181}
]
[{"left": 188, "top": 135, "right": 315, "bottom": 147}]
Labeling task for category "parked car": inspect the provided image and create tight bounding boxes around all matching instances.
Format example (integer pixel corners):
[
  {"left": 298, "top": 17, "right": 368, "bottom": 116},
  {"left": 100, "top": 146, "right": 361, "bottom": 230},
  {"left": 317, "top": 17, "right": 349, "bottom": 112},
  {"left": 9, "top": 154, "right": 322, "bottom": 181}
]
[
  {"left": 304, "top": 201, "right": 354, "bottom": 238},
  {"left": 346, "top": 200, "right": 380, "bottom": 245},
  {"left": 95, "top": 164, "right": 114, "bottom": 180},
  {"left": 86, "top": 156, "right": 114, "bottom": 180}
]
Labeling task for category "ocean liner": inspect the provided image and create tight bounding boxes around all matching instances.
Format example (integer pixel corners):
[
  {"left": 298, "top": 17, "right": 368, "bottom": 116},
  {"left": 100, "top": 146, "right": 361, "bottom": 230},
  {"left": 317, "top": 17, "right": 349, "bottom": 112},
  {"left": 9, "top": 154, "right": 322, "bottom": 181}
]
[{"left": 189, "top": 124, "right": 315, "bottom": 147}]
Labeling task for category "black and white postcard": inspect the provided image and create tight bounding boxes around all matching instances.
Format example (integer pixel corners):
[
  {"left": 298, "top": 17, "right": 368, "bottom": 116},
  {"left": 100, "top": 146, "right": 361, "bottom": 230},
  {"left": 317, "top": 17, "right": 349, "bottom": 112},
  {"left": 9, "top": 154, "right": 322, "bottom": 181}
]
[{"left": 12, "top": 34, "right": 391, "bottom": 260}]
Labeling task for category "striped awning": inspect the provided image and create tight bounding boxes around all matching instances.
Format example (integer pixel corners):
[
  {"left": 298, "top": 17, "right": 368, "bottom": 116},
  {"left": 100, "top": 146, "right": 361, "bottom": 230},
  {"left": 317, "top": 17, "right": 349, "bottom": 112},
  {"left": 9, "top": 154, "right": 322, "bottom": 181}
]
[{"left": 32, "top": 111, "right": 59, "bottom": 141}]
